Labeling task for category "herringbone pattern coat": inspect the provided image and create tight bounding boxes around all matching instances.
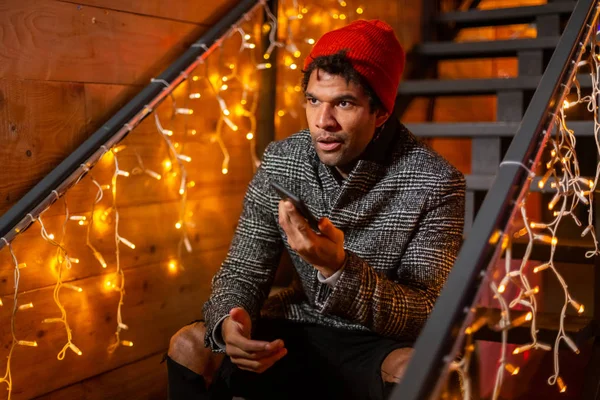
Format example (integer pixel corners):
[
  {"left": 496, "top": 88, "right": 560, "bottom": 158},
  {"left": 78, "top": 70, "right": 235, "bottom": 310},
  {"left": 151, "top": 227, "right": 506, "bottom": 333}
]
[{"left": 203, "top": 118, "right": 465, "bottom": 349}]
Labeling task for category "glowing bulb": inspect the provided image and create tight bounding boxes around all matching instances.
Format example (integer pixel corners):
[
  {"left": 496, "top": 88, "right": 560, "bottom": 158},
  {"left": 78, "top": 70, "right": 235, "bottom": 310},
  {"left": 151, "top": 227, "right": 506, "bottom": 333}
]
[
  {"left": 164, "top": 160, "right": 172, "bottom": 170},
  {"left": 189, "top": 93, "right": 201, "bottom": 99},
  {"left": 145, "top": 170, "right": 162, "bottom": 180},
  {"left": 557, "top": 376, "right": 567, "bottom": 393},
  {"left": 533, "top": 263, "right": 550, "bottom": 273},
  {"left": 302, "top": 7, "right": 308, "bottom": 13},
  {"left": 48, "top": 234, "right": 55, "bottom": 240},
  {"left": 339, "top": 0, "right": 347, "bottom": 6},
  {"left": 78, "top": 220, "right": 88, "bottom": 226},
  {"left": 101, "top": 184, "right": 111, "bottom": 190},
  {"left": 163, "top": 130, "right": 174, "bottom": 137},
  {"left": 513, "top": 344, "right": 532, "bottom": 355},
  {"left": 339, "top": 14, "right": 347, "bottom": 20},
  {"left": 563, "top": 100, "right": 570, "bottom": 109},
  {"left": 189, "top": 129, "right": 197, "bottom": 135},
  {"left": 245, "top": 43, "right": 256, "bottom": 49},
  {"left": 277, "top": 110, "right": 285, "bottom": 117},
  {"left": 264, "top": 53, "right": 270, "bottom": 60},
  {"left": 498, "top": 284, "right": 506, "bottom": 293},
  {"left": 241, "top": 99, "right": 247, "bottom": 105},
  {"left": 175, "top": 108, "right": 194, "bottom": 115},
  {"left": 119, "top": 237, "right": 136, "bottom": 250},
  {"left": 505, "top": 364, "right": 520, "bottom": 375},
  {"left": 18, "top": 263, "right": 27, "bottom": 269},
  {"left": 570, "top": 299, "right": 584, "bottom": 314},
  {"left": 229, "top": 63, "right": 235, "bottom": 70},
  {"left": 169, "top": 261, "right": 177, "bottom": 271},
  {"left": 297, "top": 14, "right": 303, "bottom": 19},
  {"left": 223, "top": 109, "right": 231, "bottom": 116},
  {"left": 43, "top": 318, "right": 63, "bottom": 323},
  {"left": 224, "top": 117, "right": 239, "bottom": 131},
  {"left": 220, "top": 84, "right": 228, "bottom": 91},
  {"left": 244, "top": 34, "right": 251, "bottom": 40},
  {"left": 257, "top": 63, "right": 272, "bottom": 70},
  {"left": 18, "top": 302, "right": 33, "bottom": 311},
  {"left": 222, "top": 76, "right": 228, "bottom": 82},
  {"left": 356, "top": 7, "right": 364, "bottom": 14},
  {"left": 333, "top": 13, "right": 339, "bottom": 19},
  {"left": 70, "top": 216, "right": 87, "bottom": 221},
  {"left": 187, "top": 181, "right": 196, "bottom": 188},
  {"left": 94, "top": 251, "right": 107, "bottom": 268},
  {"left": 121, "top": 340, "right": 134, "bottom": 347},
  {"left": 222, "top": 168, "right": 228, "bottom": 175},
  {"left": 290, "top": 63, "right": 298, "bottom": 70},
  {"left": 69, "top": 343, "right": 83, "bottom": 356},
  {"left": 117, "top": 170, "right": 130, "bottom": 177},
  {"left": 307, "top": 38, "right": 315, "bottom": 45},
  {"left": 175, "top": 222, "right": 182, "bottom": 230},
  {"left": 63, "top": 283, "right": 83, "bottom": 292},
  {"left": 294, "top": 85, "right": 302, "bottom": 92},
  {"left": 192, "top": 76, "right": 199, "bottom": 81},
  {"left": 246, "top": 132, "right": 254, "bottom": 140},
  {"left": 294, "top": 50, "right": 302, "bottom": 58},
  {"left": 177, "top": 155, "right": 192, "bottom": 163},
  {"left": 17, "top": 340, "right": 38, "bottom": 347},
  {"left": 525, "top": 311, "right": 533, "bottom": 321},
  {"left": 69, "top": 257, "right": 80, "bottom": 264}
]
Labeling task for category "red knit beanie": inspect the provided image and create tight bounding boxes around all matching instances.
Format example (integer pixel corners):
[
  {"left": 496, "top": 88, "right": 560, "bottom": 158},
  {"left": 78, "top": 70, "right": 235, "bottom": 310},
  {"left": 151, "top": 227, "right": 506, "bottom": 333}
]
[{"left": 303, "top": 19, "right": 405, "bottom": 114}]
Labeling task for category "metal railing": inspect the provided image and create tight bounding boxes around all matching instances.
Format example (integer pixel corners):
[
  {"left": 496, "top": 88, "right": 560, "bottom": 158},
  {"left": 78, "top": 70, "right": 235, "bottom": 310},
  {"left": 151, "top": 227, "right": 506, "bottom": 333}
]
[
  {"left": 391, "top": 0, "right": 600, "bottom": 398},
  {"left": 0, "top": 0, "right": 263, "bottom": 250}
]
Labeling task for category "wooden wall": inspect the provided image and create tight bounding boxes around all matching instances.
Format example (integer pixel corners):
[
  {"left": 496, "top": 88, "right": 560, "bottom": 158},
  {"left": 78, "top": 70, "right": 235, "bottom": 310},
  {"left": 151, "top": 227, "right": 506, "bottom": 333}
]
[{"left": 0, "top": 1, "right": 250, "bottom": 398}]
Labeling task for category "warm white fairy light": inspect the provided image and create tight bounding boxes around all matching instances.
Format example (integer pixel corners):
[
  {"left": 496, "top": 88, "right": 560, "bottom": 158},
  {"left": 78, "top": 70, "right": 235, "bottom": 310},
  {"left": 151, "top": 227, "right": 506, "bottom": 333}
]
[
  {"left": 107, "top": 151, "right": 132, "bottom": 353},
  {"left": 38, "top": 206, "right": 83, "bottom": 360},
  {"left": 453, "top": 32, "right": 600, "bottom": 398},
  {"left": 0, "top": 0, "right": 341, "bottom": 394},
  {"left": 0, "top": 238, "right": 35, "bottom": 399}
]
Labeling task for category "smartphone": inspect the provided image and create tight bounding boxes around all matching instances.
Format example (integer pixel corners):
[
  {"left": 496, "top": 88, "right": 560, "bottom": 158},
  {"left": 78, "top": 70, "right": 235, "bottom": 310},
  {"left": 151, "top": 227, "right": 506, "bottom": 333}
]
[{"left": 270, "top": 181, "right": 321, "bottom": 232}]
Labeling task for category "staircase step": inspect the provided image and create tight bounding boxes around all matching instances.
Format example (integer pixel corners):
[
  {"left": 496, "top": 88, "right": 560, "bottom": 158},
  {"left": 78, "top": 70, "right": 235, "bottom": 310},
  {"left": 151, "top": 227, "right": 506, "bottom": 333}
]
[
  {"left": 406, "top": 121, "right": 595, "bottom": 137},
  {"left": 416, "top": 37, "right": 560, "bottom": 59},
  {"left": 472, "top": 307, "right": 596, "bottom": 345},
  {"left": 398, "top": 74, "right": 591, "bottom": 96},
  {"left": 465, "top": 173, "right": 596, "bottom": 192},
  {"left": 438, "top": 2, "right": 575, "bottom": 28}
]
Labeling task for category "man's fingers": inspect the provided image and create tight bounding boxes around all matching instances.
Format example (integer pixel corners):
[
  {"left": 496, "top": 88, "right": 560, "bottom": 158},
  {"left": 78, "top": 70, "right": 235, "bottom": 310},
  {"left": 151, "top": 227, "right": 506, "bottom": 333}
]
[
  {"left": 226, "top": 339, "right": 285, "bottom": 360},
  {"left": 225, "top": 333, "right": 273, "bottom": 353},
  {"left": 231, "top": 347, "right": 288, "bottom": 373}
]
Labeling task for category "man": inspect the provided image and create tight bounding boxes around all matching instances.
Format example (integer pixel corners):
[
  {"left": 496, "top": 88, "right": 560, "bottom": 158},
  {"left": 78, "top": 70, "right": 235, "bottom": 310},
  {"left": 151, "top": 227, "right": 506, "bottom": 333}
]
[{"left": 166, "top": 19, "right": 465, "bottom": 400}]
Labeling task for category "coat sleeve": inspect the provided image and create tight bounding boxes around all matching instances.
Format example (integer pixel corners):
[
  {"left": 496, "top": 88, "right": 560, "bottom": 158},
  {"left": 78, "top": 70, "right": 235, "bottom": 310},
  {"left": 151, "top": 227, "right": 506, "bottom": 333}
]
[
  {"left": 202, "top": 146, "right": 284, "bottom": 350},
  {"left": 319, "top": 170, "right": 465, "bottom": 340}
]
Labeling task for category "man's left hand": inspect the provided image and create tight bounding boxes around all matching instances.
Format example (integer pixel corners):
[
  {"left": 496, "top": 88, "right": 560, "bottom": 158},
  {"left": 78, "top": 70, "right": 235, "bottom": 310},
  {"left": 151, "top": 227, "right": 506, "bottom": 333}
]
[{"left": 278, "top": 200, "right": 346, "bottom": 278}]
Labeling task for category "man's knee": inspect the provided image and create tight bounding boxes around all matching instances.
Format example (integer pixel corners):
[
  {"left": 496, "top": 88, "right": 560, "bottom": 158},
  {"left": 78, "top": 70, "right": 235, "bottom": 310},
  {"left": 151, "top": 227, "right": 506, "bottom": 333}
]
[
  {"left": 168, "top": 321, "right": 224, "bottom": 379},
  {"left": 381, "top": 347, "right": 414, "bottom": 384}
]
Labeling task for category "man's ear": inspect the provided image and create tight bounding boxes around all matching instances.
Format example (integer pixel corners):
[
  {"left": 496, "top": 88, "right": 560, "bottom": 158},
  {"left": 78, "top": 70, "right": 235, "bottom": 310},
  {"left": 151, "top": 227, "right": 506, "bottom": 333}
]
[{"left": 375, "top": 108, "right": 390, "bottom": 128}]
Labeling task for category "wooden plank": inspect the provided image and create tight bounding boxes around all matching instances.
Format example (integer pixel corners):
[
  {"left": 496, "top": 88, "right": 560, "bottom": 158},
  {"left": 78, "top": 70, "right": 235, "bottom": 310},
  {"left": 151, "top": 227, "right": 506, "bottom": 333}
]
[
  {"left": 34, "top": 352, "right": 167, "bottom": 400},
  {"left": 0, "top": 79, "right": 257, "bottom": 218},
  {"left": 0, "top": 0, "right": 206, "bottom": 85},
  {"left": 0, "top": 252, "right": 223, "bottom": 400},
  {"left": 58, "top": 0, "right": 238, "bottom": 25},
  {"left": 0, "top": 79, "right": 87, "bottom": 216},
  {"left": 0, "top": 190, "right": 246, "bottom": 296}
]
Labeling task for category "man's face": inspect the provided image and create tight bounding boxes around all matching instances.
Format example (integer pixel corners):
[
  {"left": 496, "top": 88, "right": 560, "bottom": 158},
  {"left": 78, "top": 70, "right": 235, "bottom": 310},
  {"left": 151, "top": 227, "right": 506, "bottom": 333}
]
[{"left": 305, "top": 69, "right": 388, "bottom": 172}]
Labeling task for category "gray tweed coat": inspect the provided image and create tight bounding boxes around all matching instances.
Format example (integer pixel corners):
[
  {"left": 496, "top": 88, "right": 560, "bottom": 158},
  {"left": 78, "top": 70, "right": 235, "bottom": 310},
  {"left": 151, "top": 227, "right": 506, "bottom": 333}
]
[{"left": 203, "top": 117, "right": 465, "bottom": 350}]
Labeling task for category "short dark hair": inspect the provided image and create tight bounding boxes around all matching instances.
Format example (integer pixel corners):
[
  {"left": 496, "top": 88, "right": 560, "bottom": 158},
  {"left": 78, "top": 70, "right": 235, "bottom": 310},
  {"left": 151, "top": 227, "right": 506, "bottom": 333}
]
[{"left": 301, "top": 50, "right": 384, "bottom": 113}]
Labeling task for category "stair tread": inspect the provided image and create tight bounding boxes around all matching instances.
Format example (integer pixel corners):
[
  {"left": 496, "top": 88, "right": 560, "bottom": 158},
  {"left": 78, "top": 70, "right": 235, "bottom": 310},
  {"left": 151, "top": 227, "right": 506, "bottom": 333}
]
[
  {"left": 398, "top": 75, "right": 592, "bottom": 96},
  {"left": 438, "top": 2, "right": 575, "bottom": 27},
  {"left": 398, "top": 74, "right": 591, "bottom": 96},
  {"left": 405, "top": 121, "right": 595, "bottom": 137},
  {"left": 472, "top": 307, "right": 596, "bottom": 344},
  {"left": 416, "top": 37, "right": 560, "bottom": 59}
]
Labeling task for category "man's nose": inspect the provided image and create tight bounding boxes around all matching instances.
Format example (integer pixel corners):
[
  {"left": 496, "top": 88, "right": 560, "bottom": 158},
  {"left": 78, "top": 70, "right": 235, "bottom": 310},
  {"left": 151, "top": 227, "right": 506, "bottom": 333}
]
[{"left": 315, "top": 104, "right": 338, "bottom": 130}]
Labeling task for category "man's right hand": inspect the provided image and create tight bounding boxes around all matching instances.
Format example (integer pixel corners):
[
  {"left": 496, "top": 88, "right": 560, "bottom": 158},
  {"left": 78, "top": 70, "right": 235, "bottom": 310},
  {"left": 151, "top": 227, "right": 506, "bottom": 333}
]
[{"left": 222, "top": 307, "right": 287, "bottom": 374}]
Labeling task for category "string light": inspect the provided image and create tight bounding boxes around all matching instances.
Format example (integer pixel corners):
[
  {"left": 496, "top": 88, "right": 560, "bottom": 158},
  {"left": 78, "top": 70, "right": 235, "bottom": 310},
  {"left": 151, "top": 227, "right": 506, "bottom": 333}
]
[
  {"left": 0, "top": 1, "right": 361, "bottom": 396},
  {"left": 451, "top": 28, "right": 600, "bottom": 398}
]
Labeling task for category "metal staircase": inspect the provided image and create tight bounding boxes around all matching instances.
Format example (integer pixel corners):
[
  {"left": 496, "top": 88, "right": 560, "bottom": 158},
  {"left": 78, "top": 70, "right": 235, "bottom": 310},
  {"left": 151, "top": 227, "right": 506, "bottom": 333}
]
[{"left": 393, "top": 0, "right": 600, "bottom": 398}]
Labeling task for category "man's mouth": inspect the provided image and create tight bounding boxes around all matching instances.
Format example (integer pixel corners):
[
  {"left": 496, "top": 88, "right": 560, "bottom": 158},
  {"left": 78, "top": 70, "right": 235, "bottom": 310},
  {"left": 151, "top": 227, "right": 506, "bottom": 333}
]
[{"left": 316, "top": 137, "right": 343, "bottom": 152}]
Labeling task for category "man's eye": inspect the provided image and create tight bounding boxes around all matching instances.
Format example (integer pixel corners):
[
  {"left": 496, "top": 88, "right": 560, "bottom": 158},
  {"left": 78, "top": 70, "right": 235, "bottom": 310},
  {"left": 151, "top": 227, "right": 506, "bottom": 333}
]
[
  {"left": 339, "top": 101, "right": 351, "bottom": 108},
  {"left": 307, "top": 98, "right": 319, "bottom": 105}
]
